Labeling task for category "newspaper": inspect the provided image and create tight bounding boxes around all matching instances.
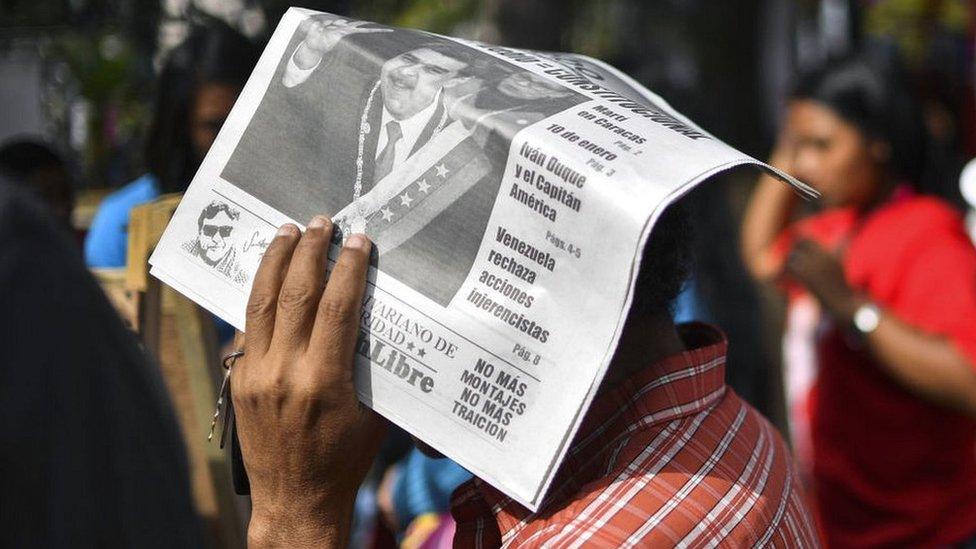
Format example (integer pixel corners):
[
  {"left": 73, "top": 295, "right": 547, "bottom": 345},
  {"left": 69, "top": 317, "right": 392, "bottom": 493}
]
[{"left": 149, "top": 7, "right": 813, "bottom": 511}]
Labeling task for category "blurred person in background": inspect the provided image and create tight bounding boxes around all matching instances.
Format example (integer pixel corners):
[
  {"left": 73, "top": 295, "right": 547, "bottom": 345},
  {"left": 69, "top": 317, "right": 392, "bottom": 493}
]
[
  {"left": 84, "top": 18, "right": 260, "bottom": 268},
  {"left": 0, "top": 139, "right": 74, "bottom": 231},
  {"left": 742, "top": 55, "right": 976, "bottom": 547},
  {"left": 0, "top": 175, "right": 201, "bottom": 546}
]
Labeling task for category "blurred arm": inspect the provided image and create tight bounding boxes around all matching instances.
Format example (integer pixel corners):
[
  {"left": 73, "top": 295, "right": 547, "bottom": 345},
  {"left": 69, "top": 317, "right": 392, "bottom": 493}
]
[
  {"left": 855, "top": 237, "right": 976, "bottom": 416},
  {"left": 787, "top": 237, "right": 976, "bottom": 417},
  {"left": 866, "top": 312, "right": 976, "bottom": 416}
]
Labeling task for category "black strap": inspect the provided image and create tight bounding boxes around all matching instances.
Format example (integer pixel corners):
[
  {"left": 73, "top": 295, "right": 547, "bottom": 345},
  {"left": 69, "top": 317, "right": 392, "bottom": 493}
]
[{"left": 229, "top": 408, "right": 251, "bottom": 495}]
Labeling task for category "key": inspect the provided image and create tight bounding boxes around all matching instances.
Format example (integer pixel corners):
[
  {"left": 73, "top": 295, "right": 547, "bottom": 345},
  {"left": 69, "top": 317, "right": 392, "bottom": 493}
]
[
  {"left": 209, "top": 350, "right": 244, "bottom": 443},
  {"left": 208, "top": 367, "right": 232, "bottom": 442}
]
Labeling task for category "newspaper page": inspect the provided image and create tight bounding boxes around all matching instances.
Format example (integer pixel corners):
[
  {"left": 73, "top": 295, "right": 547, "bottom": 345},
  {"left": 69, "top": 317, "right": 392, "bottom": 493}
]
[{"left": 149, "top": 7, "right": 812, "bottom": 511}]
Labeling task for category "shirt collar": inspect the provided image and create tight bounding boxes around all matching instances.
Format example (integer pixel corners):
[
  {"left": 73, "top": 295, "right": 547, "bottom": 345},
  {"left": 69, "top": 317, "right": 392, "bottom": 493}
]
[
  {"left": 379, "top": 88, "right": 442, "bottom": 155},
  {"left": 461, "top": 322, "right": 729, "bottom": 516}
]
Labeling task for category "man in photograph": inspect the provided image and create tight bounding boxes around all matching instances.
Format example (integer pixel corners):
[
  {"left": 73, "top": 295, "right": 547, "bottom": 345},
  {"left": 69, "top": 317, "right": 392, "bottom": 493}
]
[
  {"left": 224, "top": 16, "right": 499, "bottom": 306},
  {"left": 446, "top": 68, "right": 578, "bottom": 158},
  {"left": 183, "top": 201, "right": 248, "bottom": 284},
  {"left": 282, "top": 18, "right": 469, "bottom": 192},
  {"left": 226, "top": 16, "right": 484, "bottom": 219}
]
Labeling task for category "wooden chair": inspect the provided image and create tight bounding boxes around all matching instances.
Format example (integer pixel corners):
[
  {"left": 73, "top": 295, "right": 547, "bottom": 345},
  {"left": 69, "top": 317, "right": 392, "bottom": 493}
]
[
  {"left": 94, "top": 194, "right": 247, "bottom": 547},
  {"left": 89, "top": 267, "right": 139, "bottom": 331}
]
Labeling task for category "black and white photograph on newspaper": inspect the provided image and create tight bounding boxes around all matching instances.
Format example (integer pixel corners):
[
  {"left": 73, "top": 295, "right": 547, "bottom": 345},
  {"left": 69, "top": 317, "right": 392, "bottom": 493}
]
[
  {"left": 222, "top": 13, "right": 586, "bottom": 306},
  {"left": 181, "top": 200, "right": 250, "bottom": 285}
]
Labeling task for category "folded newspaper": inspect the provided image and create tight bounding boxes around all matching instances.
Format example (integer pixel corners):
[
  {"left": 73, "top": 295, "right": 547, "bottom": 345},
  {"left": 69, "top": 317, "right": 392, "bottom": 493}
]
[{"left": 149, "top": 7, "right": 812, "bottom": 511}]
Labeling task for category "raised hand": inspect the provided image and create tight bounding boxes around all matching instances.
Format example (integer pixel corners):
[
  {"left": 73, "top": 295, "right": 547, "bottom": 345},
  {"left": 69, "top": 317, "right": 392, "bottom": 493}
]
[
  {"left": 785, "top": 238, "right": 860, "bottom": 324},
  {"left": 232, "top": 217, "right": 386, "bottom": 547},
  {"left": 298, "top": 17, "right": 392, "bottom": 62}
]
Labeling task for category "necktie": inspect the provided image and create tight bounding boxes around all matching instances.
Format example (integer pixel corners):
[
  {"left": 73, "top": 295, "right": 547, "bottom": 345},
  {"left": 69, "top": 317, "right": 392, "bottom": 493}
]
[{"left": 374, "top": 120, "right": 403, "bottom": 183}]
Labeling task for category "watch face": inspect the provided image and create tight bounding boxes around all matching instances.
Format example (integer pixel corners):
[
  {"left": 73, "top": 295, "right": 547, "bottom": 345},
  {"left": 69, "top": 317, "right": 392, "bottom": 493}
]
[
  {"left": 961, "top": 157, "right": 976, "bottom": 209},
  {"left": 854, "top": 304, "right": 881, "bottom": 334}
]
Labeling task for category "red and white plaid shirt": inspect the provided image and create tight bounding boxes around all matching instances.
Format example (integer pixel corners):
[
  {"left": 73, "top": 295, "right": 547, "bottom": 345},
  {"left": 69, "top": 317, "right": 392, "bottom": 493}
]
[{"left": 450, "top": 323, "right": 820, "bottom": 547}]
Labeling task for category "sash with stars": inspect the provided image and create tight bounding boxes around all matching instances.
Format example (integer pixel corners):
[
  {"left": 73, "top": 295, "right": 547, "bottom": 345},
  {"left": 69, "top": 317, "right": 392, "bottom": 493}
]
[{"left": 363, "top": 136, "right": 490, "bottom": 239}]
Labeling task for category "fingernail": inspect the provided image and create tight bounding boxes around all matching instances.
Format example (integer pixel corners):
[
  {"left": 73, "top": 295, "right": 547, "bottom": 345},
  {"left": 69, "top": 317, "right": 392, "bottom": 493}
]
[
  {"left": 277, "top": 224, "right": 297, "bottom": 237},
  {"left": 308, "top": 215, "right": 329, "bottom": 230},
  {"left": 345, "top": 233, "right": 368, "bottom": 250}
]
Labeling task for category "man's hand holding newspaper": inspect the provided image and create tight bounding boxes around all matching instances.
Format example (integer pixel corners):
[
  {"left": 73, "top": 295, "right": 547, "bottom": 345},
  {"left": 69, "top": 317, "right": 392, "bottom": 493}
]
[{"left": 233, "top": 219, "right": 385, "bottom": 547}]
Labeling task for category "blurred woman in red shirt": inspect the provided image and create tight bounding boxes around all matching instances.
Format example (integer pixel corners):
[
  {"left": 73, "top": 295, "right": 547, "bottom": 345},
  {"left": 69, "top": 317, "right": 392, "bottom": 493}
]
[{"left": 743, "top": 56, "right": 976, "bottom": 547}]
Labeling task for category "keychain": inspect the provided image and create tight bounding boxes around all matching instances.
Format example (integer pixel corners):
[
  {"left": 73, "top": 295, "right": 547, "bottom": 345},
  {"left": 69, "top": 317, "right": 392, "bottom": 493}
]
[{"left": 208, "top": 349, "right": 244, "bottom": 448}]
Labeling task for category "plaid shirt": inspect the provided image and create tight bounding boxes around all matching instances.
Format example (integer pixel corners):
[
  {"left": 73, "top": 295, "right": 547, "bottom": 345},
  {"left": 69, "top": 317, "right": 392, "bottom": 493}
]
[{"left": 450, "top": 323, "right": 820, "bottom": 547}]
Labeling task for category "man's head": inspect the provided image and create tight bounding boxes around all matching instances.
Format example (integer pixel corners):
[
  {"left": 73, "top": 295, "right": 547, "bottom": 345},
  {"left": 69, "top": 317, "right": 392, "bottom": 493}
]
[
  {"left": 380, "top": 43, "right": 474, "bottom": 120},
  {"left": 195, "top": 201, "right": 240, "bottom": 265},
  {"left": 496, "top": 71, "right": 572, "bottom": 102},
  {"left": 0, "top": 139, "right": 74, "bottom": 227},
  {"left": 630, "top": 202, "right": 693, "bottom": 319}
]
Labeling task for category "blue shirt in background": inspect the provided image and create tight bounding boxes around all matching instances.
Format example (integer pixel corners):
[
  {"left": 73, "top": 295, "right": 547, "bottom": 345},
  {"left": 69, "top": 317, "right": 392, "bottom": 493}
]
[
  {"left": 84, "top": 173, "right": 160, "bottom": 268},
  {"left": 391, "top": 448, "right": 472, "bottom": 532}
]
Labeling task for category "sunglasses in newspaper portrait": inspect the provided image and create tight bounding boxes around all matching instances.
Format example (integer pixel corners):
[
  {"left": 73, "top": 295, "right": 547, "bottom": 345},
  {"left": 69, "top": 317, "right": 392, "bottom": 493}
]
[{"left": 183, "top": 200, "right": 250, "bottom": 284}]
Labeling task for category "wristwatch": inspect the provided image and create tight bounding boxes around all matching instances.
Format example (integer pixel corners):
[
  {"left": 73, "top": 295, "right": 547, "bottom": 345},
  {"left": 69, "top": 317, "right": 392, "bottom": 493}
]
[{"left": 852, "top": 302, "right": 882, "bottom": 335}]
